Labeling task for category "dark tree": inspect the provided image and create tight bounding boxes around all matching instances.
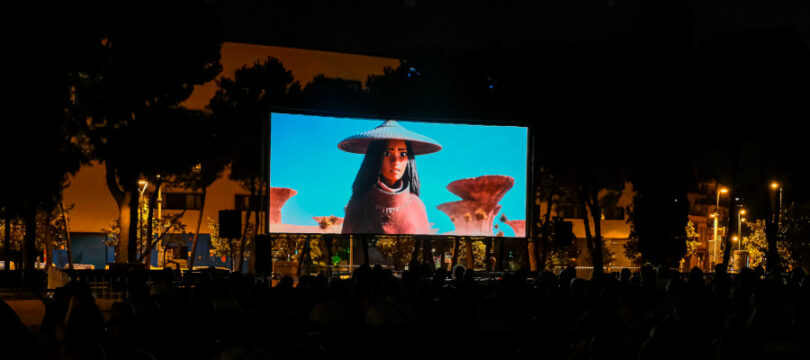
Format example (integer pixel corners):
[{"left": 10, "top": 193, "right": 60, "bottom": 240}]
[
  {"left": 209, "top": 57, "right": 298, "bottom": 272},
  {"left": 300, "top": 75, "right": 364, "bottom": 113},
  {"left": 77, "top": 1, "right": 222, "bottom": 263},
  {"left": 1, "top": 1, "right": 92, "bottom": 271}
]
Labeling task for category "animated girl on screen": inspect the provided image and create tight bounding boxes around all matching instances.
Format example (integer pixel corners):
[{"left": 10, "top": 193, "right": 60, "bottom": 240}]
[{"left": 338, "top": 120, "right": 441, "bottom": 234}]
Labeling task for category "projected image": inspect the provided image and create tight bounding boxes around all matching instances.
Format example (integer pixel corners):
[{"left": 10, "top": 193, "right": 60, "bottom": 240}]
[{"left": 270, "top": 113, "right": 527, "bottom": 237}]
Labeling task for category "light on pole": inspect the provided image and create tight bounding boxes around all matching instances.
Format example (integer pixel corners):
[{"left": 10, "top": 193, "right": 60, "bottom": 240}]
[
  {"left": 766, "top": 181, "right": 783, "bottom": 273},
  {"left": 712, "top": 187, "right": 728, "bottom": 267},
  {"left": 770, "top": 182, "right": 783, "bottom": 227},
  {"left": 738, "top": 208, "right": 746, "bottom": 250}
]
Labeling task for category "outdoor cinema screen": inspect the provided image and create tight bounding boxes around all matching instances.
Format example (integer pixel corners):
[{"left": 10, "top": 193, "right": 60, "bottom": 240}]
[{"left": 269, "top": 112, "right": 528, "bottom": 237}]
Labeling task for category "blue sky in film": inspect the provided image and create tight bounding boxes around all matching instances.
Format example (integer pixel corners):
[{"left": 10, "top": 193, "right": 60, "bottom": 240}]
[{"left": 270, "top": 113, "right": 527, "bottom": 236}]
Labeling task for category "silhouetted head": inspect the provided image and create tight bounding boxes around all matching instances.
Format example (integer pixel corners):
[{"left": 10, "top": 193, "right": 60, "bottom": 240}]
[
  {"left": 620, "top": 268, "right": 632, "bottom": 283},
  {"left": 714, "top": 263, "right": 727, "bottom": 275},
  {"left": 452, "top": 264, "right": 466, "bottom": 280},
  {"left": 688, "top": 267, "right": 704, "bottom": 286},
  {"left": 277, "top": 276, "right": 294, "bottom": 289}
]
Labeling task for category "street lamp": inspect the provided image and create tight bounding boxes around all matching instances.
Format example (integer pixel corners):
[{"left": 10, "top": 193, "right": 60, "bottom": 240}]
[
  {"left": 738, "top": 208, "right": 746, "bottom": 250},
  {"left": 770, "top": 182, "right": 783, "bottom": 227},
  {"left": 712, "top": 187, "right": 729, "bottom": 267},
  {"left": 762, "top": 181, "right": 785, "bottom": 273}
]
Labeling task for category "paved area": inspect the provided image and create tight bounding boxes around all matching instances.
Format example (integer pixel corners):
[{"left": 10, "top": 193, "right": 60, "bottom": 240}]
[{"left": 4, "top": 299, "right": 45, "bottom": 331}]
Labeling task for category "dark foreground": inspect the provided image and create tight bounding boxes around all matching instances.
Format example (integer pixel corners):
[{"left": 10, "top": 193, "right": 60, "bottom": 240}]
[{"left": 1, "top": 265, "right": 808, "bottom": 360}]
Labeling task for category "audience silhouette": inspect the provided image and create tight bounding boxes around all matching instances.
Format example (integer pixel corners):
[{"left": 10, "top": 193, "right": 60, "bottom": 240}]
[{"left": 3, "top": 264, "right": 809, "bottom": 359}]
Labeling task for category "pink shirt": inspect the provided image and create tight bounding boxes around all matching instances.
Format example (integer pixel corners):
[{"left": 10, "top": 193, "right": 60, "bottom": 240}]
[{"left": 342, "top": 179, "right": 430, "bottom": 234}]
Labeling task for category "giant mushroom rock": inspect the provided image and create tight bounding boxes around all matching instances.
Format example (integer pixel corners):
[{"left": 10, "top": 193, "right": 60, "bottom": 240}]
[
  {"left": 437, "top": 200, "right": 501, "bottom": 236},
  {"left": 269, "top": 187, "right": 297, "bottom": 224},
  {"left": 437, "top": 175, "right": 515, "bottom": 236},
  {"left": 446, "top": 175, "right": 514, "bottom": 207}
]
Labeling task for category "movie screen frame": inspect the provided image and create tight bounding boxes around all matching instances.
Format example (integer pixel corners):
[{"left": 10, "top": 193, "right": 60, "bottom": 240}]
[{"left": 268, "top": 110, "right": 532, "bottom": 240}]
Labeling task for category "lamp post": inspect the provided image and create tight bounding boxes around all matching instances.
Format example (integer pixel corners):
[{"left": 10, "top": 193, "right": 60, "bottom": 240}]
[
  {"left": 770, "top": 182, "right": 783, "bottom": 226},
  {"left": 712, "top": 187, "right": 728, "bottom": 267},
  {"left": 766, "top": 182, "right": 783, "bottom": 273},
  {"left": 738, "top": 208, "right": 746, "bottom": 250},
  {"left": 138, "top": 180, "right": 148, "bottom": 253}
]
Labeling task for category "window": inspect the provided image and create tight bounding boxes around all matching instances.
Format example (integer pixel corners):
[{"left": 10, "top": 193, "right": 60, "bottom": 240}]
[
  {"left": 172, "top": 246, "right": 189, "bottom": 260},
  {"left": 235, "top": 195, "right": 263, "bottom": 212},
  {"left": 164, "top": 193, "right": 203, "bottom": 210},
  {"left": 602, "top": 206, "right": 625, "bottom": 220}
]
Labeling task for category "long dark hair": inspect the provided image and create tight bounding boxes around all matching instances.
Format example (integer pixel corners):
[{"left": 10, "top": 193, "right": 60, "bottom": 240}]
[{"left": 351, "top": 140, "right": 420, "bottom": 197}]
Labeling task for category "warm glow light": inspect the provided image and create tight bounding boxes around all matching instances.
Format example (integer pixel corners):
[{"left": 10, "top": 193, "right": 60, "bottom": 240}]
[
  {"left": 770, "top": 182, "right": 779, "bottom": 189},
  {"left": 720, "top": 188, "right": 729, "bottom": 194},
  {"left": 741, "top": 218, "right": 746, "bottom": 222},
  {"left": 710, "top": 213, "right": 717, "bottom": 218},
  {"left": 138, "top": 180, "right": 148, "bottom": 186},
  {"left": 732, "top": 235, "right": 739, "bottom": 241},
  {"left": 740, "top": 209, "right": 746, "bottom": 215}
]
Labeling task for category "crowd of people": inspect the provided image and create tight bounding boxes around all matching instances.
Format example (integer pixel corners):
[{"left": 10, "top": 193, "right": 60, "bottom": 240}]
[{"left": 1, "top": 263, "right": 808, "bottom": 359}]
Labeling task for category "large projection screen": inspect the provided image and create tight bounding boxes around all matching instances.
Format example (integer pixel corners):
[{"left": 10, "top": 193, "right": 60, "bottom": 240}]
[{"left": 269, "top": 112, "right": 528, "bottom": 237}]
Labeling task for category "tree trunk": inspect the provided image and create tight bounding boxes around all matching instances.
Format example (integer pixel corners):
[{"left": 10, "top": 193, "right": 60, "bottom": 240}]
[
  {"left": 451, "top": 238, "right": 460, "bottom": 267},
  {"left": 22, "top": 206, "right": 36, "bottom": 272},
  {"left": 496, "top": 237, "right": 505, "bottom": 271},
  {"left": 142, "top": 178, "right": 163, "bottom": 267},
  {"left": 440, "top": 247, "right": 446, "bottom": 271},
  {"left": 59, "top": 201, "right": 74, "bottom": 270},
  {"left": 579, "top": 190, "right": 600, "bottom": 279},
  {"left": 127, "top": 187, "right": 140, "bottom": 264},
  {"left": 411, "top": 237, "right": 421, "bottom": 263},
  {"left": 236, "top": 204, "right": 253, "bottom": 273},
  {"left": 44, "top": 213, "right": 52, "bottom": 271},
  {"left": 4, "top": 212, "right": 10, "bottom": 271},
  {"left": 326, "top": 235, "right": 333, "bottom": 276},
  {"left": 187, "top": 187, "right": 207, "bottom": 270},
  {"left": 484, "top": 238, "right": 492, "bottom": 271},
  {"left": 144, "top": 196, "right": 155, "bottom": 267},
  {"left": 298, "top": 235, "right": 312, "bottom": 276},
  {"left": 465, "top": 239, "right": 474, "bottom": 269},
  {"left": 422, "top": 237, "right": 432, "bottom": 267},
  {"left": 528, "top": 187, "right": 541, "bottom": 272},
  {"left": 104, "top": 162, "right": 132, "bottom": 263},
  {"left": 539, "top": 195, "right": 554, "bottom": 271},
  {"left": 248, "top": 210, "right": 259, "bottom": 273},
  {"left": 362, "top": 235, "right": 369, "bottom": 265},
  {"left": 722, "top": 196, "right": 736, "bottom": 268},
  {"left": 230, "top": 238, "right": 235, "bottom": 272},
  {"left": 521, "top": 239, "right": 531, "bottom": 271},
  {"left": 590, "top": 203, "right": 605, "bottom": 278},
  {"left": 112, "top": 195, "right": 131, "bottom": 263},
  {"left": 588, "top": 187, "right": 605, "bottom": 279}
]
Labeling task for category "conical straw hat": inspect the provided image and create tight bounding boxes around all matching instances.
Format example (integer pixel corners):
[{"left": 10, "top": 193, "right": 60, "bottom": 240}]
[{"left": 338, "top": 120, "right": 442, "bottom": 155}]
